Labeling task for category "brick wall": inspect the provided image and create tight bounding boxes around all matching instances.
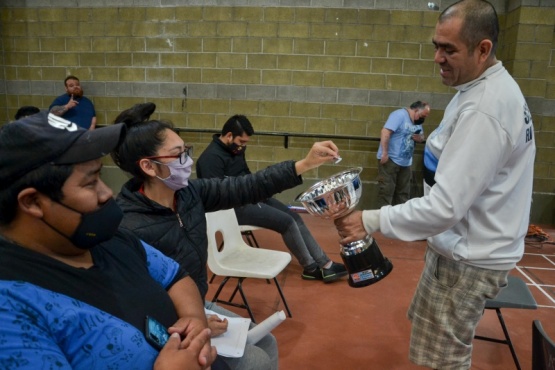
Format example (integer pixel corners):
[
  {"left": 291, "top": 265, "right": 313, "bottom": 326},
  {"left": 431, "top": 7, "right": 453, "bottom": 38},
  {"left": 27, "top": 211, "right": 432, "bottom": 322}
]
[{"left": 0, "top": 0, "right": 554, "bottom": 223}]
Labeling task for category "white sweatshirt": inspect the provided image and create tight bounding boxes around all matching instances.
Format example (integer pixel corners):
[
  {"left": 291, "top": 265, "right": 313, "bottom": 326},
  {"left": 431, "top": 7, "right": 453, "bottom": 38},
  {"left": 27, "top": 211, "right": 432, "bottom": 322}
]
[{"left": 364, "top": 62, "right": 536, "bottom": 270}]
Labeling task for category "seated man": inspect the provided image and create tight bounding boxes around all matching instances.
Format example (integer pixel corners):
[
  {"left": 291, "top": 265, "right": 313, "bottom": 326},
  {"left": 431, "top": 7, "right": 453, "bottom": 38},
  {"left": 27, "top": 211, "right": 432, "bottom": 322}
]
[
  {"left": 0, "top": 112, "right": 219, "bottom": 370},
  {"left": 196, "top": 114, "right": 347, "bottom": 283},
  {"left": 49, "top": 75, "right": 96, "bottom": 130}
]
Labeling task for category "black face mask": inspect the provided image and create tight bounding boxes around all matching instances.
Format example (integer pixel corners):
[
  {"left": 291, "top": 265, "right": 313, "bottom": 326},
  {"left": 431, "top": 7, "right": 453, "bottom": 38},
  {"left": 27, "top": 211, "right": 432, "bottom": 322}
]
[
  {"left": 228, "top": 142, "right": 246, "bottom": 156},
  {"left": 43, "top": 198, "right": 123, "bottom": 249},
  {"left": 414, "top": 118, "right": 425, "bottom": 125}
]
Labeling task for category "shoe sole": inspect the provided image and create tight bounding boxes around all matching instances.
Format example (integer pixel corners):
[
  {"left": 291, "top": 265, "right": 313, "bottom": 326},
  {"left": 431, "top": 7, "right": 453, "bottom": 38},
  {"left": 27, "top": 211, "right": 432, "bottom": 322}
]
[
  {"left": 322, "top": 270, "right": 348, "bottom": 283},
  {"left": 301, "top": 274, "right": 323, "bottom": 281}
]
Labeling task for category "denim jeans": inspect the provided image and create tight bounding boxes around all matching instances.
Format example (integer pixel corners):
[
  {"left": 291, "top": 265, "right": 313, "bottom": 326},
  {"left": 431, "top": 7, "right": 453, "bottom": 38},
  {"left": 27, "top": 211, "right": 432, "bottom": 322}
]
[
  {"left": 234, "top": 197, "right": 330, "bottom": 270},
  {"left": 377, "top": 159, "right": 412, "bottom": 207}
]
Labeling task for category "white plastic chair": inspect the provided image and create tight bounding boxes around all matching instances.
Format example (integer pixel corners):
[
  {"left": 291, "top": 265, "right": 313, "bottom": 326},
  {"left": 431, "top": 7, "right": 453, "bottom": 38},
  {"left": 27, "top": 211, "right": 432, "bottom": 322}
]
[
  {"left": 208, "top": 224, "right": 271, "bottom": 284},
  {"left": 205, "top": 209, "right": 293, "bottom": 323}
]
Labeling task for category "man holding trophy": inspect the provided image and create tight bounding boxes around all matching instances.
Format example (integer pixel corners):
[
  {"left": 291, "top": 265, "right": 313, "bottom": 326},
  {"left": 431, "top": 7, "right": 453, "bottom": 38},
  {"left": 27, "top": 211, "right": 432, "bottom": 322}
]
[{"left": 331, "top": 1, "right": 535, "bottom": 369}]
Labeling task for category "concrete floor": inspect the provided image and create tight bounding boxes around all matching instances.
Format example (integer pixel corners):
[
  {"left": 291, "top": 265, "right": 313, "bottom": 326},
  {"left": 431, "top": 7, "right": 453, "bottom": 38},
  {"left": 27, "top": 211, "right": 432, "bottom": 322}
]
[{"left": 206, "top": 214, "right": 555, "bottom": 370}]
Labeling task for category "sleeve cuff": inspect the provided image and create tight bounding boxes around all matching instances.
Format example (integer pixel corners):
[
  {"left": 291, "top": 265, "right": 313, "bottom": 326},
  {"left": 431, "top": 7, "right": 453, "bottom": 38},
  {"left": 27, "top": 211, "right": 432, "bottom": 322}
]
[{"left": 362, "top": 209, "right": 381, "bottom": 235}]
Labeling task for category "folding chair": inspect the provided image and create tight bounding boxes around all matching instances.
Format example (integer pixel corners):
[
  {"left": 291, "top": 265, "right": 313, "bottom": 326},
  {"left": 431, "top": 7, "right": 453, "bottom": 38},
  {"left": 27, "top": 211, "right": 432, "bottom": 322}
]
[
  {"left": 474, "top": 275, "right": 538, "bottom": 370},
  {"left": 532, "top": 320, "right": 555, "bottom": 370},
  {"left": 205, "top": 209, "right": 293, "bottom": 323}
]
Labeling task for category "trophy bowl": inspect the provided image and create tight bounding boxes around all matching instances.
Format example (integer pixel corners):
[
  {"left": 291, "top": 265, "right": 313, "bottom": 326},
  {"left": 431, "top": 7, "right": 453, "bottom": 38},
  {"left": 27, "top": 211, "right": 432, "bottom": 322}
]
[
  {"left": 295, "top": 167, "right": 363, "bottom": 219},
  {"left": 295, "top": 167, "right": 393, "bottom": 288}
]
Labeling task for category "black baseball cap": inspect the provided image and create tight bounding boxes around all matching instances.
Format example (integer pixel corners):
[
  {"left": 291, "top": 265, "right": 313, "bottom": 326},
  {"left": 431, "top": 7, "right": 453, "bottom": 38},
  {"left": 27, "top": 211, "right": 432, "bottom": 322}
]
[{"left": 0, "top": 111, "right": 125, "bottom": 183}]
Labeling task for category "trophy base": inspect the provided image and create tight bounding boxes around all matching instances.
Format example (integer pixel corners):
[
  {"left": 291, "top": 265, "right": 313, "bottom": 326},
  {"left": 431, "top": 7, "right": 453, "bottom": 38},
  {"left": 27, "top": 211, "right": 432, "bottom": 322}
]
[{"left": 340, "top": 236, "right": 394, "bottom": 288}]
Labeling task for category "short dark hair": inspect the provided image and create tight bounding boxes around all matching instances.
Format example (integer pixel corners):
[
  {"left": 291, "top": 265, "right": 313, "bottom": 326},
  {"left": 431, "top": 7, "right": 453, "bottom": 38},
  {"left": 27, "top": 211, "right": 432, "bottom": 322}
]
[
  {"left": 221, "top": 115, "right": 254, "bottom": 138},
  {"left": 14, "top": 106, "right": 40, "bottom": 120},
  {"left": 440, "top": 0, "right": 499, "bottom": 56},
  {"left": 64, "top": 75, "right": 79, "bottom": 86},
  {"left": 0, "top": 163, "right": 73, "bottom": 225},
  {"left": 111, "top": 119, "right": 175, "bottom": 180},
  {"left": 410, "top": 101, "right": 430, "bottom": 113}
]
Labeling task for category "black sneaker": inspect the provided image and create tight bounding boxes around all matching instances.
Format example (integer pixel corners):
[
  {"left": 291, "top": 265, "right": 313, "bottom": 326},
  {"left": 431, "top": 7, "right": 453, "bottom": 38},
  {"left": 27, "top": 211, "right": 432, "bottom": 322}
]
[
  {"left": 321, "top": 262, "right": 348, "bottom": 283},
  {"left": 301, "top": 268, "right": 323, "bottom": 281}
]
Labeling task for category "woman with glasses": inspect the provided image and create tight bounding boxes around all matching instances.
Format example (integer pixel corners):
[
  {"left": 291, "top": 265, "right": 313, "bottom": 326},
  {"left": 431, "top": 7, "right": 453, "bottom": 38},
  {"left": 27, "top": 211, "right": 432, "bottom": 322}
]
[{"left": 110, "top": 103, "right": 340, "bottom": 370}]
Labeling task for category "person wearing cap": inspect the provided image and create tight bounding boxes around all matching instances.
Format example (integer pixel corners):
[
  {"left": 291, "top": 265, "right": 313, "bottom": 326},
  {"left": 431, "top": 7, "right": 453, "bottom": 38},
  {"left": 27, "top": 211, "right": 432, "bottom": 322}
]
[
  {"left": 0, "top": 111, "right": 220, "bottom": 370},
  {"left": 49, "top": 75, "right": 97, "bottom": 130}
]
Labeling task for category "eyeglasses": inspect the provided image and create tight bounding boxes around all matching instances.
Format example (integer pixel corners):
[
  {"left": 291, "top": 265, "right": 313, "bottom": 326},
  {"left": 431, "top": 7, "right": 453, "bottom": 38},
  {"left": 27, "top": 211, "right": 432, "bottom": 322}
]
[{"left": 143, "top": 146, "right": 193, "bottom": 165}]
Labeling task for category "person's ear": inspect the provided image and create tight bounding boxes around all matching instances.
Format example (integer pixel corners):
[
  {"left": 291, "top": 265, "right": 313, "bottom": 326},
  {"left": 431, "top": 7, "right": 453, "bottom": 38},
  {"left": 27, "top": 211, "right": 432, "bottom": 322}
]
[
  {"left": 222, "top": 132, "right": 234, "bottom": 143},
  {"left": 17, "top": 188, "right": 45, "bottom": 218},
  {"left": 138, "top": 158, "right": 158, "bottom": 178},
  {"left": 477, "top": 39, "right": 493, "bottom": 62}
]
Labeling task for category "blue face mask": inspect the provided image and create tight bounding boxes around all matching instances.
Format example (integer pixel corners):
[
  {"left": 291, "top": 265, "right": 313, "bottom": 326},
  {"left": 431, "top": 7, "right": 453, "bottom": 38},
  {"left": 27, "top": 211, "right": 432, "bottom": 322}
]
[{"left": 154, "top": 156, "right": 193, "bottom": 191}]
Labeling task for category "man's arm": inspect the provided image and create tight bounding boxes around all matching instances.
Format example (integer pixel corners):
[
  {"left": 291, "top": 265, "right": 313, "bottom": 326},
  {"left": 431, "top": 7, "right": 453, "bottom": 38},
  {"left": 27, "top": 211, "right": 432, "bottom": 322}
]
[
  {"left": 167, "top": 277, "right": 216, "bottom": 366},
  {"left": 50, "top": 95, "right": 78, "bottom": 117},
  {"left": 89, "top": 116, "right": 97, "bottom": 130},
  {"left": 379, "top": 128, "right": 392, "bottom": 164},
  {"left": 167, "top": 277, "right": 207, "bottom": 327},
  {"left": 196, "top": 150, "right": 227, "bottom": 179}
]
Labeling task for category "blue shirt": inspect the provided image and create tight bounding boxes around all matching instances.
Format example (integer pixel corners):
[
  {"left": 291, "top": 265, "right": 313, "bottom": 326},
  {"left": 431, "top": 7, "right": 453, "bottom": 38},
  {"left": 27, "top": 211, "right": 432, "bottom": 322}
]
[
  {"left": 377, "top": 108, "right": 423, "bottom": 167},
  {"left": 49, "top": 94, "right": 96, "bottom": 129},
  {"left": 0, "top": 231, "right": 186, "bottom": 370}
]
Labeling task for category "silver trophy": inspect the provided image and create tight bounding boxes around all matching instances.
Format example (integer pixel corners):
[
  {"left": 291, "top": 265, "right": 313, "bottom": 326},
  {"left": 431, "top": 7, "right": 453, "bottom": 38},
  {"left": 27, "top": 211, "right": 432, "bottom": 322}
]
[{"left": 295, "top": 167, "right": 393, "bottom": 287}]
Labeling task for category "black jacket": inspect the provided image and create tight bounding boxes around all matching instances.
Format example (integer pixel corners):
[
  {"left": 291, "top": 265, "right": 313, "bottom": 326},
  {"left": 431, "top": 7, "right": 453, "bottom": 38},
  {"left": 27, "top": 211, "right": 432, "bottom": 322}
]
[
  {"left": 196, "top": 134, "right": 250, "bottom": 179},
  {"left": 116, "top": 161, "right": 302, "bottom": 299}
]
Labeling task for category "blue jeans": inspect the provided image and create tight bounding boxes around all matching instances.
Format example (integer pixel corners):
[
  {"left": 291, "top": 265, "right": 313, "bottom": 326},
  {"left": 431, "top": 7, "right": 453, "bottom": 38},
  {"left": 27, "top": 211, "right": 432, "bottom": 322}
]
[{"left": 234, "top": 197, "right": 330, "bottom": 271}]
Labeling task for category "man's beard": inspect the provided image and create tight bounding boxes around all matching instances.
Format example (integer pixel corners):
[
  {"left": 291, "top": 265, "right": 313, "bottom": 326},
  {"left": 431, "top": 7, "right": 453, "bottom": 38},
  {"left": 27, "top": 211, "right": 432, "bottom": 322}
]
[{"left": 69, "top": 89, "right": 84, "bottom": 98}]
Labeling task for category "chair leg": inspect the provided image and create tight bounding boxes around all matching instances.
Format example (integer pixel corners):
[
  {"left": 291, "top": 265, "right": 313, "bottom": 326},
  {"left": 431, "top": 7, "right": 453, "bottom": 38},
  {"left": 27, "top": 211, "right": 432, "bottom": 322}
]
[
  {"left": 495, "top": 308, "right": 521, "bottom": 370},
  {"left": 211, "top": 277, "right": 256, "bottom": 323},
  {"left": 474, "top": 308, "right": 521, "bottom": 370},
  {"left": 273, "top": 277, "right": 293, "bottom": 318},
  {"left": 211, "top": 276, "right": 232, "bottom": 303},
  {"left": 235, "top": 279, "right": 256, "bottom": 323}
]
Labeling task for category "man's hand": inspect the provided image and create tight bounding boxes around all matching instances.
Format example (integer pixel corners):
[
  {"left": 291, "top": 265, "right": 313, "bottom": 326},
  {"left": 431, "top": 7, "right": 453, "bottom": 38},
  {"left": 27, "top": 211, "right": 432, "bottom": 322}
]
[
  {"left": 295, "top": 140, "right": 339, "bottom": 175},
  {"left": 51, "top": 95, "right": 79, "bottom": 116},
  {"left": 334, "top": 210, "right": 369, "bottom": 244},
  {"left": 380, "top": 153, "right": 389, "bottom": 165},
  {"left": 412, "top": 133, "right": 425, "bottom": 143},
  {"left": 66, "top": 94, "right": 79, "bottom": 111},
  {"left": 154, "top": 329, "right": 216, "bottom": 370},
  {"left": 167, "top": 317, "right": 213, "bottom": 362},
  {"left": 207, "top": 314, "right": 228, "bottom": 337}
]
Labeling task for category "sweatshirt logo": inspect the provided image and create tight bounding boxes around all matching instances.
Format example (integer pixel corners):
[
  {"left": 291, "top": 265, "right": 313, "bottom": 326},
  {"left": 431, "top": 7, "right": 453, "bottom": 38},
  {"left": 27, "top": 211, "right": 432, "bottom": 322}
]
[
  {"left": 48, "top": 113, "right": 79, "bottom": 132},
  {"left": 524, "top": 103, "right": 533, "bottom": 143}
]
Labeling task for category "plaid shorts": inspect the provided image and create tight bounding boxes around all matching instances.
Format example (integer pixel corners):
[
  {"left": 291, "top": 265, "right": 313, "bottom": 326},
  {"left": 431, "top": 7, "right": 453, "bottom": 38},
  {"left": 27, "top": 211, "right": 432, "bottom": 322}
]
[{"left": 407, "top": 247, "right": 509, "bottom": 369}]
